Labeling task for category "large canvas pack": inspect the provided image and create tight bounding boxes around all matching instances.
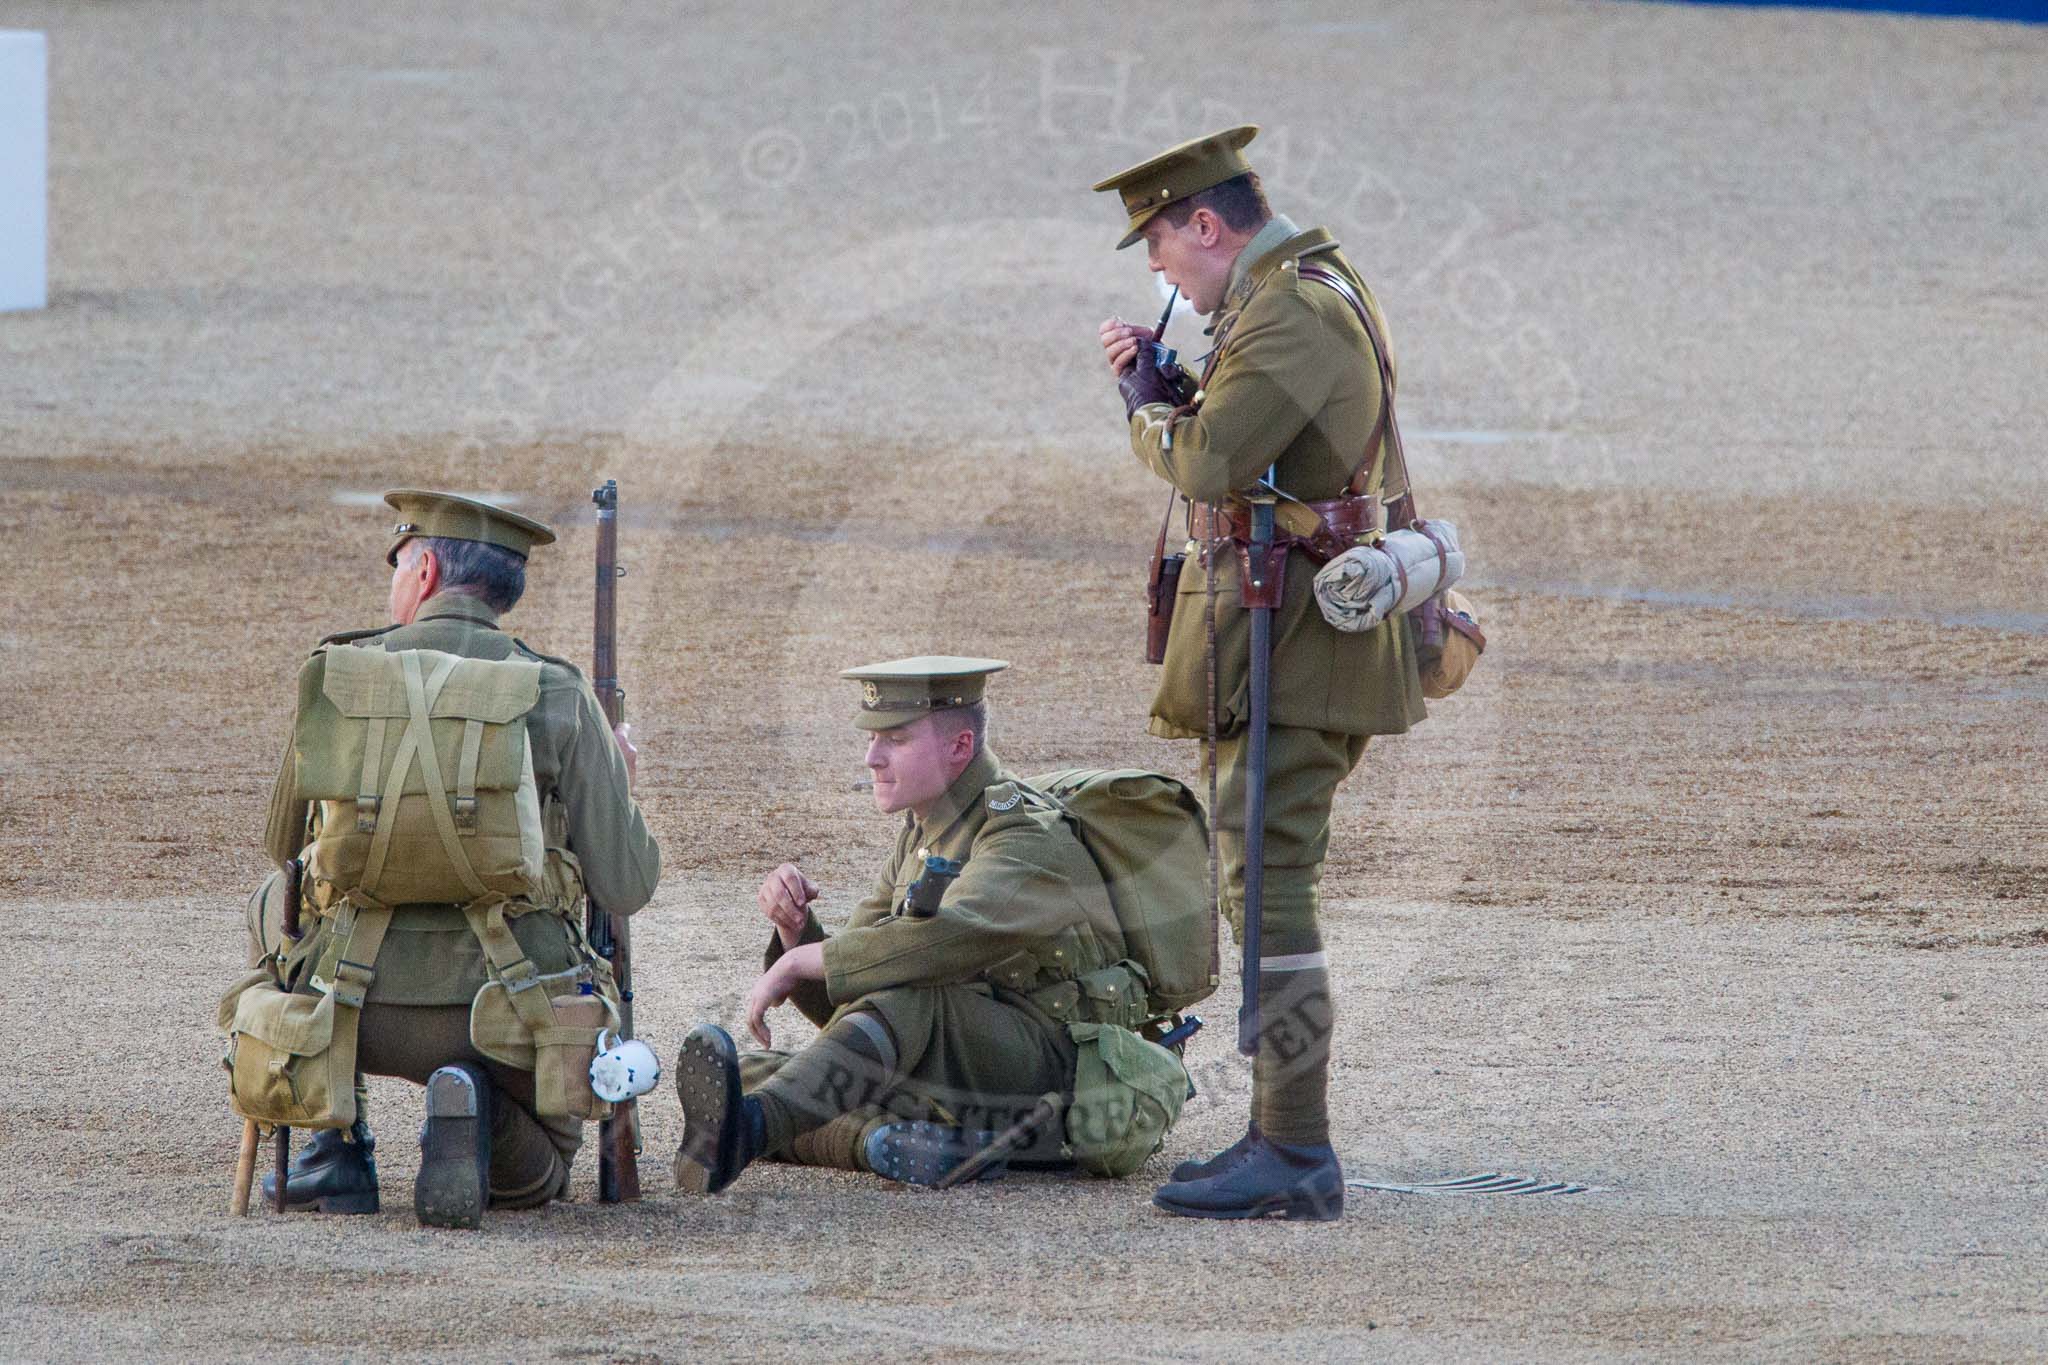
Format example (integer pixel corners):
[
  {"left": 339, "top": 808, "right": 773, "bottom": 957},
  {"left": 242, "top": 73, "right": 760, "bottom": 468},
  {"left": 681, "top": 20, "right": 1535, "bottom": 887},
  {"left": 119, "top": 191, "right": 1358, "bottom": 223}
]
[
  {"left": 1030, "top": 769, "right": 1215, "bottom": 1016},
  {"left": 292, "top": 645, "right": 547, "bottom": 908}
]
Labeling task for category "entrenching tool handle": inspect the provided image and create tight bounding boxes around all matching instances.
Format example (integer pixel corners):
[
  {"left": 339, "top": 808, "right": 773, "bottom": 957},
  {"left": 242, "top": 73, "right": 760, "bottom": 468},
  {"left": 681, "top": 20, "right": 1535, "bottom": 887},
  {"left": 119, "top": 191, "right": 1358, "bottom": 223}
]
[
  {"left": 230, "top": 1119, "right": 259, "bottom": 1216},
  {"left": 1237, "top": 496, "right": 1276, "bottom": 1058},
  {"left": 589, "top": 480, "right": 641, "bottom": 1204}
]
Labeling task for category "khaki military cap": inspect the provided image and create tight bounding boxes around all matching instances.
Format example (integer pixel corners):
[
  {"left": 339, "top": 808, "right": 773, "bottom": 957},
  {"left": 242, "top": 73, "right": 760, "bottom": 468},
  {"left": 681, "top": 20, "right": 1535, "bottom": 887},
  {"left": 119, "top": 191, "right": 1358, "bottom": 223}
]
[
  {"left": 841, "top": 655, "right": 1009, "bottom": 731},
  {"left": 383, "top": 489, "right": 557, "bottom": 567},
  {"left": 1092, "top": 125, "right": 1259, "bottom": 249}
]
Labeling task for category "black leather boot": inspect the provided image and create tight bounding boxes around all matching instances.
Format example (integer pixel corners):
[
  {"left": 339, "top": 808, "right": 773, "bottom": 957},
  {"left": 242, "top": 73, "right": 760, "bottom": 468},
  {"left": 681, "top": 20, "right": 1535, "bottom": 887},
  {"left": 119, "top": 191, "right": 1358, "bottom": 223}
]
[
  {"left": 260, "top": 1120, "right": 380, "bottom": 1214},
  {"left": 1167, "top": 1123, "right": 1260, "bottom": 1185},
  {"left": 415, "top": 1063, "right": 491, "bottom": 1229},
  {"left": 1152, "top": 1133, "right": 1345, "bottom": 1221},
  {"left": 672, "top": 1024, "right": 764, "bottom": 1195}
]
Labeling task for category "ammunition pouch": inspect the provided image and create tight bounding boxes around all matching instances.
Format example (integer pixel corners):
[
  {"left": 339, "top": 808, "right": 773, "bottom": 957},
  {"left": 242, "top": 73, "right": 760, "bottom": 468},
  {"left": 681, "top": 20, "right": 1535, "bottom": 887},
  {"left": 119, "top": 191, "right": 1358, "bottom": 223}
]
[{"left": 1025, "top": 961, "right": 1153, "bottom": 1030}]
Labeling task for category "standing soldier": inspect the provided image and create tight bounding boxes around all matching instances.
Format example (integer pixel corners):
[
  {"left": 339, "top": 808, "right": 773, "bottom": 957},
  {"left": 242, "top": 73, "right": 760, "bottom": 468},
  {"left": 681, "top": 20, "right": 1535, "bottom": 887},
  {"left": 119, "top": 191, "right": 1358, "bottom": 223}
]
[
  {"left": 1094, "top": 127, "right": 1425, "bottom": 1220},
  {"left": 247, "top": 490, "right": 660, "bottom": 1225}
]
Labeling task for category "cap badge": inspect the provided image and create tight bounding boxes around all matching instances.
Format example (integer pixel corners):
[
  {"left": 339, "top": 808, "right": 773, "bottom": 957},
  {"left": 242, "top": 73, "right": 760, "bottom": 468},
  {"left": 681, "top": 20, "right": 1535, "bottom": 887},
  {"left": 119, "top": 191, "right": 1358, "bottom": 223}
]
[{"left": 861, "top": 682, "right": 882, "bottom": 707}]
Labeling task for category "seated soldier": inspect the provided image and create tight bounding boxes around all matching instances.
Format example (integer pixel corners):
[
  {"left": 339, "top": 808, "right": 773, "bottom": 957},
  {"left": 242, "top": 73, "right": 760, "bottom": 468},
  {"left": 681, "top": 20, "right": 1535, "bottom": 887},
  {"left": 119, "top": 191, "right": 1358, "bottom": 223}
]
[
  {"left": 246, "top": 490, "right": 660, "bottom": 1225},
  {"left": 672, "top": 657, "right": 1146, "bottom": 1191}
]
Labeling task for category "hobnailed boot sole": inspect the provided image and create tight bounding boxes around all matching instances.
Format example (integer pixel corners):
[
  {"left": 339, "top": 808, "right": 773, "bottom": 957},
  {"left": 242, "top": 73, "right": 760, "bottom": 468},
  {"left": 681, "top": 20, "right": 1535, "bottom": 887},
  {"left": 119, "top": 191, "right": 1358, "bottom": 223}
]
[
  {"left": 415, "top": 1066, "right": 489, "bottom": 1230},
  {"left": 865, "top": 1123, "right": 1006, "bottom": 1187},
  {"left": 672, "top": 1026, "right": 742, "bottom": 1196}
]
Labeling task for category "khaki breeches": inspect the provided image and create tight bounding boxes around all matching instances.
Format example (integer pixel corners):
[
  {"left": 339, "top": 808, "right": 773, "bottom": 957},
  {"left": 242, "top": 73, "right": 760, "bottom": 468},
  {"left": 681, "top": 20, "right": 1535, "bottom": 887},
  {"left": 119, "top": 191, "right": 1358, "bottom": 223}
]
[
  {"left": 244, "top": 875, "right": 578, "bottom": 1207},
  {"left": 745, "top": 983, "right": 1076, "bottom": 1161}
]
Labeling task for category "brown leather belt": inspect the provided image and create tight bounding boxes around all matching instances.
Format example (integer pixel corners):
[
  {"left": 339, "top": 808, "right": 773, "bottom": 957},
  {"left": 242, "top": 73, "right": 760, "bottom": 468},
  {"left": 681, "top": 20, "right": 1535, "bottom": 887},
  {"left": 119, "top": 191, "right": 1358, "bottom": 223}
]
[{"left": 1191, "top": 493, "right": 1384, "bottom": 562}]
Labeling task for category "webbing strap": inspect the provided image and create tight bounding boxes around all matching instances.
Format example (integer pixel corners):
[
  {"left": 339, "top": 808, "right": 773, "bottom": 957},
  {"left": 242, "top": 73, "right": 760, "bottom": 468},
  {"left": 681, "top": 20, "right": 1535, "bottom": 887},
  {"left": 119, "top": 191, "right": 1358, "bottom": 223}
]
[
  {"left": 454, "top": 718, "right": 484, "bottom": 833},
  {"left": 308, "top": 897, "right": 395, "bottom": 1008},
  {"left": 355, "top": 716, "right": 387, "bottom": 833},
  {"left": 325, "top": 903, "right": 395, "bottom": 1010},
  {"left": 357, "top": 652, "right": 463, "bottom": 897},
  {"left": 462, "top": 895, "right": 560, "bottom": 1036},
  {"left": 1298, "top": 264, "right": 1415, "bottom": 520},
  {"left": 398, "top": 651, "right": 487, "bottom": 900}
]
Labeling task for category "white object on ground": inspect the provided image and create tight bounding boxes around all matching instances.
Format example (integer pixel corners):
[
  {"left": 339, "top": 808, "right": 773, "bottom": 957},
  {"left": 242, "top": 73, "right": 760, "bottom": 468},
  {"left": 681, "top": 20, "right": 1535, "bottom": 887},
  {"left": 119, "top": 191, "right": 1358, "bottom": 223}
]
[
  {"left": 1312, "top": 518, "right": 1465, "bottom": 633},
  {"left": 0, "top": 31, "right": 47, "bottom": 312},
  {"left": 589, "top": 1031, "right": 661, "bottom": 1103}
]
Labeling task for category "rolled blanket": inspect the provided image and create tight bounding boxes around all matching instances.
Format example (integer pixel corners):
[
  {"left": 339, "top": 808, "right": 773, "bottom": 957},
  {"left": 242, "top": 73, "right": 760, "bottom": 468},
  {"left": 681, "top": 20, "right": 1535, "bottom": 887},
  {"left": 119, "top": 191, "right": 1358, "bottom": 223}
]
[{"left": 1311, "top": 518, "right": 1465, "bottom": 633}]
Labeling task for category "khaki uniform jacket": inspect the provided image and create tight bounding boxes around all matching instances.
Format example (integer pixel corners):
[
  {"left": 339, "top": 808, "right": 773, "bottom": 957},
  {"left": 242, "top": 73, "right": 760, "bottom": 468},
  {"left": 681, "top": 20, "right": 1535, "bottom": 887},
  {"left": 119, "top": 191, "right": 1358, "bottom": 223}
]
[
  {"left": 769, "top": 750, "right": 1128, "bottom": 1025},
  {"left": 263, "top": 593, "right": 661, "bottom": 1005},
  {"left": 1131, "top": 225, "right": 1426, "bottom": 739}
]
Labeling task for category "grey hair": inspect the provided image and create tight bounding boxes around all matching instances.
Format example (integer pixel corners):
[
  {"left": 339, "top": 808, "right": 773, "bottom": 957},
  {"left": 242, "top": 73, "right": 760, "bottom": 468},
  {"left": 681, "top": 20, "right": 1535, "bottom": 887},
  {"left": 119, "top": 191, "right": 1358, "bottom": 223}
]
[{"left": 417, "top": 535, "right": 526, "bottom": 613}]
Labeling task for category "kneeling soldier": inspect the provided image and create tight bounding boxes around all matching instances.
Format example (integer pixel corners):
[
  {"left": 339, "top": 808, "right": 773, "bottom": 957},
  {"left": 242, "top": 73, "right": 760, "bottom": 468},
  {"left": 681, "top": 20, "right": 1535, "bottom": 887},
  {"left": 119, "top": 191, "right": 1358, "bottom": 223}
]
[
  {"left": 239, "top": 491, "right": 659, "bottom": 1225},
  {"left": 674, "top": 657, "right": 1177, "bottom": 1191}
]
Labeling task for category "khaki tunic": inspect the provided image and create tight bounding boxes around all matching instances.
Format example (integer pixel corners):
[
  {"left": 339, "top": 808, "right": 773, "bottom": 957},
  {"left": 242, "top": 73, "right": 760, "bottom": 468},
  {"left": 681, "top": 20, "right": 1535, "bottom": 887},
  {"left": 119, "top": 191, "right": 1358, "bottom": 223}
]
[
  {"left": 262, "top": 593, "right": 661, "bottom": 1006},
  {"left": 769, "top": 749, "right": 1130, "bottom": 1028},
  {"left": 1130, "top": 225, "right": 1427, "bottom": 740}
]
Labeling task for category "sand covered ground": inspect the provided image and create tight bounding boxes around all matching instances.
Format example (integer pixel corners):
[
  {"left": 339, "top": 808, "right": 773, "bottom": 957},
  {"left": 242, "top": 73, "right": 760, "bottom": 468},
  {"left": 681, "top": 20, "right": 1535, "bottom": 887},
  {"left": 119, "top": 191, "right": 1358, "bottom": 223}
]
[{"left": 1, "top": 1, "right": 2043, "bottom": 1360}]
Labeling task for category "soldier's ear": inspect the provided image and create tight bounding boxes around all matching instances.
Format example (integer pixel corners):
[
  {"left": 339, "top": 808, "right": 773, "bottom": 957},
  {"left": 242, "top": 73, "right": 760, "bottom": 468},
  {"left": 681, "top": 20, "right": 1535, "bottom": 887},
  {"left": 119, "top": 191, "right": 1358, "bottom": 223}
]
[{"left": 416, "top": 545, "right": 441, "bottom": 594}]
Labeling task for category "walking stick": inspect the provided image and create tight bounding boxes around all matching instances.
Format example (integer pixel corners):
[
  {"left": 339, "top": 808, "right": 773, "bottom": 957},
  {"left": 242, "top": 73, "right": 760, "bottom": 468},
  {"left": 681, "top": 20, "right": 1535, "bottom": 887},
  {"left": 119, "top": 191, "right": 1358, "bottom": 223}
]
[{"left": 1237, "top": 492, "right": 1278, "bottom": 1058}]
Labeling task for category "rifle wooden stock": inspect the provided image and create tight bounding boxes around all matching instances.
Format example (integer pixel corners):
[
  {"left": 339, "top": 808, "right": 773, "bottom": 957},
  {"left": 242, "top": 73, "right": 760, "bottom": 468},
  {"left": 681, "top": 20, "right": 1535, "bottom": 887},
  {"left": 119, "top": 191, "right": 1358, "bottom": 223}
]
[{"left": 589, "top": 480, "right": 641, "bottom": 1204}]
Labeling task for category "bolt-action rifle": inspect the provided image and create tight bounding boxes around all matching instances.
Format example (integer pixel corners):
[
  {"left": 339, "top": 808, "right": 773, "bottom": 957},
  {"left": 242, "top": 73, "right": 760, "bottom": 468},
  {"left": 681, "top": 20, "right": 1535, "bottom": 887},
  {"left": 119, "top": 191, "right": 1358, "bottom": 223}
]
[{"left": 588, "top": 480, "right": 640, "bottom": 1203}]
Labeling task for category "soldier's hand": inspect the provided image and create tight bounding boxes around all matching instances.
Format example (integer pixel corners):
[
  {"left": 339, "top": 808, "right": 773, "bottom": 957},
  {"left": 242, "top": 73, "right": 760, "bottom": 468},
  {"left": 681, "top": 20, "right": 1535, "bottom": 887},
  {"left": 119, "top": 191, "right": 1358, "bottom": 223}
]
[
  {"left": 758, "top": 862, "right": 819, "bottom": 949},
  {"left": 613, "top": 722, "right": 639, "bottom": 789},
  {"left": 745, "top": 963, "right": 793, "bottom": 1048},
  {"left": 1099, "top": 316, "right": 1149, "bottom": 377},
  {"left": 745, "top": 943, "right": 823, "bottom": 1047}
]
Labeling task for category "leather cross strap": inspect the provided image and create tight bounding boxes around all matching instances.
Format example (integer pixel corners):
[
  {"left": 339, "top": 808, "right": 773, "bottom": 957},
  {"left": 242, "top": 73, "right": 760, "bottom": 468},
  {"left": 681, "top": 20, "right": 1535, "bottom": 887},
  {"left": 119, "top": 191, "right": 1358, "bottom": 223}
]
[{"left": 1297, "top": 264, "right": 1417, "bottom": 527}]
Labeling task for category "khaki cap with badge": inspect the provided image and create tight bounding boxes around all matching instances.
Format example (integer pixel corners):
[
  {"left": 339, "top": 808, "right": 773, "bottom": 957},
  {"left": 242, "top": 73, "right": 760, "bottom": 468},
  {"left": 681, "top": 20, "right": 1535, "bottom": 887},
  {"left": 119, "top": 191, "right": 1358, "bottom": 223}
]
[
  {"left": 383, "top": 489, "right": 557, "bottom": 567},
  {"left": 840, "top": 656, "right": 1009, "bottom": 731},
  {"left": 1091, "top": 124, "right": 1259, "bottom": 249}
]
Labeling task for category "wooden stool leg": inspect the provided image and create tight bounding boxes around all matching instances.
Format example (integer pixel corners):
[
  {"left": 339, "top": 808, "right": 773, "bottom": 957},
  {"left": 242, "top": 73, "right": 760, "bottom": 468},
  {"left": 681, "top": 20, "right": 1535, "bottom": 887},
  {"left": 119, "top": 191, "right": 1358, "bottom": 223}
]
[
  {"left": 230, "top": 1119, "right": 259, "bottom": 1216},
  {"left": 272, "top": 1126, "right": 291, "bottom": 1214}
]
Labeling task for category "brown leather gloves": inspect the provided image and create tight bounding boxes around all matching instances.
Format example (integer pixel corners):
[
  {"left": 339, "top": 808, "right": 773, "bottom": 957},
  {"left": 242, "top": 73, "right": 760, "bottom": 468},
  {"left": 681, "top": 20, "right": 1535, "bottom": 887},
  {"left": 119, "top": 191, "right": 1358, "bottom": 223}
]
[{"left": 1119, "top": 342, "right": 1180, "bottom": 419}]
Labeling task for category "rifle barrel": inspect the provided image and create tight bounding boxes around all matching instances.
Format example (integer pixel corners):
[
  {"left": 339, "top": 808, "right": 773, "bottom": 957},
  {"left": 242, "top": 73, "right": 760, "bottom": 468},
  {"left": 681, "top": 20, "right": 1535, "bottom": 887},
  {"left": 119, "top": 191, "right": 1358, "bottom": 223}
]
[{"left": 589, "top": 478, "right": 639, "bottom": 1204}]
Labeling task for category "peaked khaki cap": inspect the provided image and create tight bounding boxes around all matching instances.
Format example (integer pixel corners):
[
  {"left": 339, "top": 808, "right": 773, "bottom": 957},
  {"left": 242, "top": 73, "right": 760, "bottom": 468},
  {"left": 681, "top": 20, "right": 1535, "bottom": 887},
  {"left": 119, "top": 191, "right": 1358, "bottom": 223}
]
[
  {"left": 383, "top": 489, "right": 557, "bottom": 567},
  {"left": 840, "top": 655, "right": 1009, "bottom": 731},
  {"left": 1092, "top": 124, "right": 1259, "bottom": 249}
]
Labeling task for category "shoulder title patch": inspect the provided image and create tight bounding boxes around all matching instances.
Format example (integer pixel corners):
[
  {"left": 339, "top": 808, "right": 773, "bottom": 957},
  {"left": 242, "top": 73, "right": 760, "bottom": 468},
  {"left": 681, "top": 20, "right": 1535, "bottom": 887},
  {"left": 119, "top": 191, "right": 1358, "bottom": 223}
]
[{"left": 988, "top": 791, "right": 1024, "bottom": 812}]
